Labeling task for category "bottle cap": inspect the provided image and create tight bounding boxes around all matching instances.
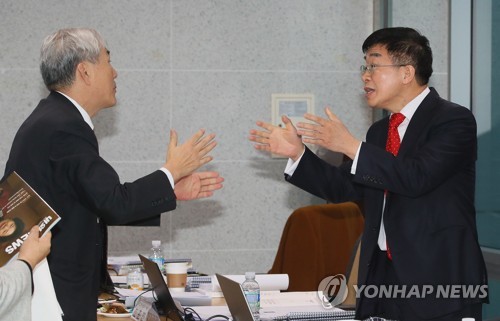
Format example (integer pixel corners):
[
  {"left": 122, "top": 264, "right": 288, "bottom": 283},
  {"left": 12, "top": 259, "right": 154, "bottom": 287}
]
[
  {"left": 245, "top": 271, "right": 255, "bottom": 279},
  {"left": 152, "top": 240, "right": 161, "bottom": 247}
]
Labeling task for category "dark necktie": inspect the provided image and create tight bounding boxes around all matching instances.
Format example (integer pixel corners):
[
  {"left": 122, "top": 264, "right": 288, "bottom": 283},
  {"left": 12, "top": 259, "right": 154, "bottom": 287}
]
[{"left": 385, "top": 113, "right": 405, "bottom": 260}]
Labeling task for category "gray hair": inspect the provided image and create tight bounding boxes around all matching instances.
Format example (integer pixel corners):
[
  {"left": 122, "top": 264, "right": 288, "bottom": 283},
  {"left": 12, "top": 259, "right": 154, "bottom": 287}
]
[{"left": 40, "top": 28, "right": 106, "bottom": 90}]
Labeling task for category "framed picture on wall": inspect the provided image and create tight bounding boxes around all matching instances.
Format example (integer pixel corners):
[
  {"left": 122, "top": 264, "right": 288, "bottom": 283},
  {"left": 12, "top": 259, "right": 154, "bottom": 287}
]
[{"left": 271, "top": 93, "right": 315, "bottom": 158}]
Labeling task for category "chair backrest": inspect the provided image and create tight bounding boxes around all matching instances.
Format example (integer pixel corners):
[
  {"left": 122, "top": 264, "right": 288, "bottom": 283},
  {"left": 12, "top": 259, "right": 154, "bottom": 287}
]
[{"left": 269, "top": 202, "right": 364, "bottom": 292}]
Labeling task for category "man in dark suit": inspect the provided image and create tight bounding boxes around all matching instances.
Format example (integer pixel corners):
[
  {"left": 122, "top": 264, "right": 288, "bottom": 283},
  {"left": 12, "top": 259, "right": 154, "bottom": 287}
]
[
  {"left": 250, "top": 27, "right": 488, "bottom": 320},
  {"left": 3, "top": 28, "right": 223, "bottom": 321}
]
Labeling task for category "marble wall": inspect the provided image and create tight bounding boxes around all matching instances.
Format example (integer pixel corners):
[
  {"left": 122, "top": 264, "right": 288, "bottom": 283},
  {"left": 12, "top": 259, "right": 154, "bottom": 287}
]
[{"left": 0, "top": 0, "right": 448, "bottom": 275}]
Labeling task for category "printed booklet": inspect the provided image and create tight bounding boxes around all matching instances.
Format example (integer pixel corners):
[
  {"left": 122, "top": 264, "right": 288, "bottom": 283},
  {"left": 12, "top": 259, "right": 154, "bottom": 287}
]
[{"left": 0, "top": 171, "right": 60, "bottom": 267}]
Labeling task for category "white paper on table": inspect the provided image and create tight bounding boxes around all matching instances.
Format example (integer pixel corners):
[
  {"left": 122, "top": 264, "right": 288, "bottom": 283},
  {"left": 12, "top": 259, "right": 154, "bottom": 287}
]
[
  {"left": 260, "top": 291, "right": 323, "bottom": 307},
  {"left": 31, "top": 258, "right": 63, "bottom": 321},
  {"left": 111, "top": 273, "right": 150, "bottom": 285},
  {"left": 210, "top": 274, "right": 289, "bottom": 292},
  {"left": 107, "top": 255, "right": 142, "bottom": 265},
  {"left": 187, "top": 305, "right": 356, "bottom": 321}
]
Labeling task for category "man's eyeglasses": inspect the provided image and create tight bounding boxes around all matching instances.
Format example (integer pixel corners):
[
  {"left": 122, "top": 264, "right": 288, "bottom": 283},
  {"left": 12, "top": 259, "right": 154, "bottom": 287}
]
[{"left": 360, "top": 64, "right": 406, "bottom": 75}]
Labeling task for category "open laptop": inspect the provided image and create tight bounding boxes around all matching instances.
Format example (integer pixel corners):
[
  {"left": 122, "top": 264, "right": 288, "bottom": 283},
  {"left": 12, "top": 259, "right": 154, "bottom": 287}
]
[
  {"left": 139, "top": 254, "right": 184, "bottom": 321},
  {"left": 215, "top": 273, "right": 256, "bottom": 321},
  {"left": 216, "top": 274, "right": 356, "bottom": 321}
]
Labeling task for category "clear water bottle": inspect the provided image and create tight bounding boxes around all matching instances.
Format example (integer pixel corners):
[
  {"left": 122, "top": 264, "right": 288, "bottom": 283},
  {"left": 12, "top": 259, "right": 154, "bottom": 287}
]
[
  {"left": 126, "top": 267, "right": 144, "bottom": 290},
  {"left": 242, "top": 272, "right": 260, "bottom": 321},
  {"left": 149, "top": 240, "right": 165, "bottom": 273}
]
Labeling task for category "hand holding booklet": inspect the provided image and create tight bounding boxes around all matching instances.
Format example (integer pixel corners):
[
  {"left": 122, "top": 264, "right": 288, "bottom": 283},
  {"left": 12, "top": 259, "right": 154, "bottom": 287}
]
[
  {"left": 0, "top": 171, "right": 61, "bottom": 267},
  {"left": 0, "top": 171, "right": 63, "bottom": 320}
]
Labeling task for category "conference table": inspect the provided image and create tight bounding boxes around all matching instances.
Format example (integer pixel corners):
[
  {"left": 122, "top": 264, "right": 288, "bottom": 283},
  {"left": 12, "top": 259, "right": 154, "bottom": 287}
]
[
  {"left": 97, "top": 297, "right": 226, "bottom": 321},
  {"left": 95, "top": 274, "right": 349, "bottom": 321}
]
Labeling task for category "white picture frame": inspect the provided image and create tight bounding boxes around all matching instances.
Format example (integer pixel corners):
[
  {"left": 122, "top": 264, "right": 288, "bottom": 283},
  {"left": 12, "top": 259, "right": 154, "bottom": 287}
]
[{"left": 271, "top": 93, "right": 315, "bottom": 158}]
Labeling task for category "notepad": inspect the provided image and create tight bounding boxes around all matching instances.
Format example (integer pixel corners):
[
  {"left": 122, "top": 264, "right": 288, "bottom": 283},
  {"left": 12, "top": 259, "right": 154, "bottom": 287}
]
[{"left": 272, "top": 310, "right": 356, "bottom": 321}]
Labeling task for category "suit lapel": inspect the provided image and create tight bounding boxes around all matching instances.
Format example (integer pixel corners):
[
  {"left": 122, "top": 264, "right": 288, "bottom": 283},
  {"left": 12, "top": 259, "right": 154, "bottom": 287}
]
[
  {"left": 374, "top": 117, "right": 391, "bottom": 149},
  {"left": 398, "top": 88, "right": 440, "bottom": 157}
]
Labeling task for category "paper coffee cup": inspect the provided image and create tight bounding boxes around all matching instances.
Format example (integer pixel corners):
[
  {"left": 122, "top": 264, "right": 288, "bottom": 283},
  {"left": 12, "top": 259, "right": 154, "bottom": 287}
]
[{"left": 165, "top": 262, "right": 188, "bottom": 292}]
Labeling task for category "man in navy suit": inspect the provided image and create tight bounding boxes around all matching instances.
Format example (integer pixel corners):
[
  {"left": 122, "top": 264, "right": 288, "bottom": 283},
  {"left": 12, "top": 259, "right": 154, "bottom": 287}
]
[
  {"left": 3, "top": 28, "right": 223, "bottom": 321},
  {"left": 250, "top": 27, "right": 488, "bottom": 320}
]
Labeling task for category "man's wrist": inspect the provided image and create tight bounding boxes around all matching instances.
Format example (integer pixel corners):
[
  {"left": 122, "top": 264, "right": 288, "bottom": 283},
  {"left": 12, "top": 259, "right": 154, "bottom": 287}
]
[
  {"left": 159, "top": 167, "right": 175, "bottom": 189},
  {"left": 345, "top": 139, "right": 361, "bottom": 160},
  {"left": 291, "top": 145, "right": 306, "bottom": 162}
]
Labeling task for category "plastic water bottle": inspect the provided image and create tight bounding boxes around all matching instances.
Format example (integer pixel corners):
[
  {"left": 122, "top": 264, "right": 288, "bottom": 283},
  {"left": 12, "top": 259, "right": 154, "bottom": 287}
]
[
  {"left": 242, "top": 272, "right": 260, "bottom": 321},
  {"left": 149, "top": 240, "right": 165, "bottom": 273}
]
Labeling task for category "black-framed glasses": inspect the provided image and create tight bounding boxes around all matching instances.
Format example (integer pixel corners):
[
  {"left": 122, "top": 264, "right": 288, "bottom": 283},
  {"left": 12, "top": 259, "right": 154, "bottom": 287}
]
[{"left": 360, "top": 64, "right": 406, "bottom": 75}]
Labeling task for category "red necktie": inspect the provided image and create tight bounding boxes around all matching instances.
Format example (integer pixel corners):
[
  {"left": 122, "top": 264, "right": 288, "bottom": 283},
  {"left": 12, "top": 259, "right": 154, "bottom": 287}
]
[
  {"left": 385, "top": 113, "right": 405, "bottom": 260},
  {"left": 386, "top": 113, "right": 405, "bottom": 156}
]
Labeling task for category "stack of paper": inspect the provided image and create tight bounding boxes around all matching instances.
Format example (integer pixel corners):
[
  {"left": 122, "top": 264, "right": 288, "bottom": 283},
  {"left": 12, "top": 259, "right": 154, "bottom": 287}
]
[
  {"left": 189, "top": 291, "right": 355, "bottom": 321},
  {"left": 194, "top": 274, "right": 289, "bottom": 297}
]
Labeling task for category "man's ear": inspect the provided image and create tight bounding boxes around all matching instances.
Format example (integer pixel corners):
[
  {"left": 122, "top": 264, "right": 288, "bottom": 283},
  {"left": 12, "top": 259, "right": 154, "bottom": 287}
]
[
  {"left": 402, "top": 65, "right": 415, "bottom": 84},
  {"left": 76, "top": 62, "right": 91, "bottom": 85}
]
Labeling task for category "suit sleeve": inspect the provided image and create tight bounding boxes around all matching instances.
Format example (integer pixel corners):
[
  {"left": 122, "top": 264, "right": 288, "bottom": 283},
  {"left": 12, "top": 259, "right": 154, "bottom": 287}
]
[
  {"left": 286, "top": 147, "right": 362, "bottom": 203},
  {"left": 49, "top": 126, "right": 176, "bottom": 225}
]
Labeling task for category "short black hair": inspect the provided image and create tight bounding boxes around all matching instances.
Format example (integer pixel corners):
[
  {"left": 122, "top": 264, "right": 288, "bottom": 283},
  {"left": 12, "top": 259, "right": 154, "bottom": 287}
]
[{"left": 362, "top": 27, "right": 433, "bottom": 85}]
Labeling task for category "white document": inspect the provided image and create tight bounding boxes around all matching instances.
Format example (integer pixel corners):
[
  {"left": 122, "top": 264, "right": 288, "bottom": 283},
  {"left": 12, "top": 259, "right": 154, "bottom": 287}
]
[
  {"left": 31, "top": 259, "right": 63, "bottom": 321},
  {"left": 210, "top": 274, "right": 289, "bottom": 292},
  {"left": 261, "top": 291, "right": 323, "bottom": 307},
  {"left": 111, "top": 273, "right": 150, "bottom": 285},
  {"left": 107, "top": 255, "right": 142, "bottom": 265},
  {"left": 188, "top": 305, "right": 356, "bottom": 321}
]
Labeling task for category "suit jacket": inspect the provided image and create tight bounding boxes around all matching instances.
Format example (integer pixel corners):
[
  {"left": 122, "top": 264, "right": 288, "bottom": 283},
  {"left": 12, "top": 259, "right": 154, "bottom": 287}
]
[
  {"left": 0, "top": 260, "right": 32, "bottom": 321},
  {"left": 286, "top": 88, "right": 488, "bottom": 319},
  {"left": 3, "top": 91, "right": 177, "bottom": 321}
]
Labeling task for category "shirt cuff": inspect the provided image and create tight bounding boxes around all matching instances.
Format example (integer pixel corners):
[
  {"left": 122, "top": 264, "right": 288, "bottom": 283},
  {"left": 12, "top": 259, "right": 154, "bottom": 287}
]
[
  {"left": 350, "top": 142, "right": 363, "bottom": 174},
  {"left": 284, "top": 147, "right": 306, "bottom": 177},
  {"left": 159, "top": 167, "right": 175, "bottom": 189}
]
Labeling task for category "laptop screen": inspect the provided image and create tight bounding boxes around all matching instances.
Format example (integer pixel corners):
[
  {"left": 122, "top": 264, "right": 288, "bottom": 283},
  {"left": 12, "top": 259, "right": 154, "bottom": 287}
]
[
  {"left": 216, "top": 273, "right": 255, "bottom": 321},
  {"left": 139, "top": 254, "right": 184, "bottom": 321}
]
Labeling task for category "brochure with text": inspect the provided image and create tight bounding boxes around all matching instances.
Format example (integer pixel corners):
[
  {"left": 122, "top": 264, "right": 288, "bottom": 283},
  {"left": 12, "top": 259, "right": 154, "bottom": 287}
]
[{"left": 0, "top": 171, "right": 60, "bottom": 267}]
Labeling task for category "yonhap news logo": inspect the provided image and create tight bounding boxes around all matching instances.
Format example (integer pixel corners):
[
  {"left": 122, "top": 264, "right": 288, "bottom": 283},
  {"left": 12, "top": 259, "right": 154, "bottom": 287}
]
[
  {"left": 317, "top": 274, "right": 348, "bottom": 308},
  {"left": 317, "top": 274, "right": 488, "bottom": 308},
  {"left": 353, "top": 284, "right": 488, "bottom": 299}
]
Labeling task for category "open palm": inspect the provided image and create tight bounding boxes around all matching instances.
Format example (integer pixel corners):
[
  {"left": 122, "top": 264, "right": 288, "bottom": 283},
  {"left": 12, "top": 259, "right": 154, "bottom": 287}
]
[{"left": 174, "top": 171, "right": 224, "bottom": 201}]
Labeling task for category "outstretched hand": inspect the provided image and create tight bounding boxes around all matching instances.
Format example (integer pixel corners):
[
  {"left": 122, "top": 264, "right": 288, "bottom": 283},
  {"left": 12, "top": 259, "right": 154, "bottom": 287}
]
[
  {"left": 174, "top": 171, "right": 224, "bottom": 201},
  {"left": 296, "top": 107, "right": 360, "bottom": 159},
  {"left": 164, "top": 129, "right": 217, "bottom": 182},
  {"left": 249, "top": 115, "right": 304, "bottom": 161}
]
